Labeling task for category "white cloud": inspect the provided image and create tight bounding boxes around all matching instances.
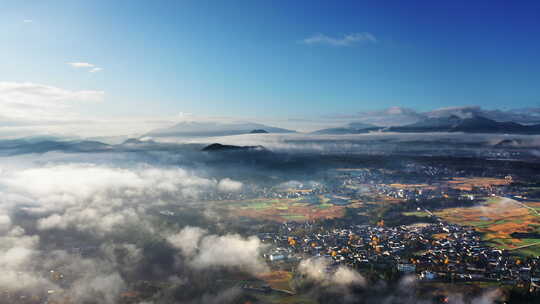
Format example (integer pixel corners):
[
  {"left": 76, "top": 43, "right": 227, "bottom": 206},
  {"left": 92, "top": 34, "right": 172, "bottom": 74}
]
[
  {"left": 0, "top": 81, "right": 105, "bottom": 135},
  {"left": 67, "top": 62, "right": 95, "bottom": 68},
  {"left": 0, "top": 225, "right": 50, "bottom": 293},
  {"left": 70, "top": 271, "right": 126, "bottom": 304},
  {"left": 298, "top": 257, "right": 366, "bottom": 287},
  {"left": 0, "top": 81, "right": 104, "bottom": 121},
  {"left": 41, "top": 251, "right": 128, "bottom": 304},
  {"left": 301, "top": 32, "right": 377, "bottom": 47},
  {"left": 193, "top": 233, "right": 267, "bottom": 274},
  {"left": 168, "top": 226, "right": 268, "bottom": 274},
  {"left": 68, "top": 62, "right": 103, "bottom": 73},
  {"left": 167, "top": 226, "right": 208, "bottom": 256},
  {"left": 0, "top": 164, "right": 239, "bottom": 236},
  {"left": 37, "top": 214, "right": 67, "bottom": 230},
  {"left": 23, "top": 19, "right": 33, "bottom": 23},
  {"left": 0, "top": 213, "right": 11, "bottom": 233},
  {"left": 0, "top": 156, "right": 268, "bottom": 300},
  {"left": 0, "top": 82, "right": 103, "bottom": 105},
  {"left": 217, "top": 178, "right": 243, "bottom": 192}
]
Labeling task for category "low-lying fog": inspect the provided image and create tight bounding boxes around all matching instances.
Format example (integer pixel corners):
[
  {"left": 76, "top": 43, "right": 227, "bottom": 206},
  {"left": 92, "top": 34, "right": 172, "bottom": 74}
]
[
  {"left": 158, "top": 132, "right": 540, "bottom": 160},
  {"left": 0, "top": 133, "right": 535, "bottom": 303}
]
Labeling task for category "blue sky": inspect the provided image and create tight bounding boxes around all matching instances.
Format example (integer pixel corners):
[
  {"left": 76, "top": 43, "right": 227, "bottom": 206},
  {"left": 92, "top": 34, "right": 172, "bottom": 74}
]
[{"left": 1, "top": 0, "right": 540, "bottom": 135}]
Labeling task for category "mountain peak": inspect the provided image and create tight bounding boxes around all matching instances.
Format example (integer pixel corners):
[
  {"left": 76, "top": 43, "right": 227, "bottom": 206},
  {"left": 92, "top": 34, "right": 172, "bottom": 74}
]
[
  {"left": 249, "top": 129, "right": 269, "bottom": 134},
  {"left": 387, "top": 114, "right": 540, "bottom": 134},
  {"left": 201, "top": 143, "right": 266, "bottom": 152},
  {"left": 146, "top": 121, "right": 295, "bottom": 137}
]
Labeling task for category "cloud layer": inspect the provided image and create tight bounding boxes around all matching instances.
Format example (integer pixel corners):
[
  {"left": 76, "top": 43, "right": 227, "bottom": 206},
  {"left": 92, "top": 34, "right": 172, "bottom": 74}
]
[
  {"left": 0, "top": 157, "right": 258, "bottom": 302},
  {"left": 68, "top": 62, "right": 103, "bottom": 73},
  {"left": 168, "top": 226, "right": 267, "bottom": 274},
  {"left": 0, "top": 81, "right": 104, "bottom": 122}
]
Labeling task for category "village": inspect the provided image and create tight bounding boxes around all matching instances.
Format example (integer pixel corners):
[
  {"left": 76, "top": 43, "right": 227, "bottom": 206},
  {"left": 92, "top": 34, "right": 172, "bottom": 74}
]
[
  {"left": 244, "top": 162, "right": 540, "bottom": 294},
  {"left": 261, "top": 220, "right": 540, "bottom": 292}
]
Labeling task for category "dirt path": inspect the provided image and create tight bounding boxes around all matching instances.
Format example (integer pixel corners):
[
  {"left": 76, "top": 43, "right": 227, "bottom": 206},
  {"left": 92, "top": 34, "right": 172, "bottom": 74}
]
[{"left": 509, "top": 241, "right": 540, "bottom": 251}]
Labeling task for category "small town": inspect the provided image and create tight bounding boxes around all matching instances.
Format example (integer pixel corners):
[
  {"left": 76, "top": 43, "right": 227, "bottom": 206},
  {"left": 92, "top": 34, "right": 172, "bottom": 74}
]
[{"left": 262, "top": 220, "right": 540, "bottom": 292}]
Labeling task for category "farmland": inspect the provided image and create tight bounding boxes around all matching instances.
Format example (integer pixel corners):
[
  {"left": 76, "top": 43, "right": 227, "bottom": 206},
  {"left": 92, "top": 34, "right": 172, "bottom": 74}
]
[
  {"left": 435, "top": 196, "right": 540, "bottom": 256},
  {"left": 256, "top": 270, "right": 294, "bottom": 292},
  {"left": 222, "top": 198, "right": 352, "bottom": 222},
  {"left": 446, "top": 177, "right": 510, "bottom": 191}
]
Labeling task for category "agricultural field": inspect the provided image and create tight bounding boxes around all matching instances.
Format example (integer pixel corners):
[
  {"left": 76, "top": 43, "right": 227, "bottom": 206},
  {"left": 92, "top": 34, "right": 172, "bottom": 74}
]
[
  {"left": 402, "top": 210, "right": 432, "bottom": 218},
  {"left": 223, "top": 198, "right": 352, "bottom": 222},
  {"left": 446, "top": 177, "right": 510, "bottom": 191},
  {"left": 257, "top": 270, "right": 294, "bottom": 292},
  {"left": 435, "top": 196, "right": 540, "bottom": 256},
  {"left": 523, "top": 201, "right": 540, "bottom": 212},
  {"left": 388, "top": 183, "right": 437, "bottom": 191},
  {"left": 243, "top": 270, "right": 318, "bottom": 304}
]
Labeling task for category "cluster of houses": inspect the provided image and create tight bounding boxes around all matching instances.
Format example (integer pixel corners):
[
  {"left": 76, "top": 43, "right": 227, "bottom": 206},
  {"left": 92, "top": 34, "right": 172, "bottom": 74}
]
[{"left": 262, "top": 221, "right": 540, "bottom": 290}]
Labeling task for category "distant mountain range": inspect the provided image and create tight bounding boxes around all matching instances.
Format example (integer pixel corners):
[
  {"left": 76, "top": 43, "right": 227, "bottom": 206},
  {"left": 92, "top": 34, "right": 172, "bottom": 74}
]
[
  {"left": 327, "top": 106, "right": 540, "bottom": 128},
  {"left": 312, "top": 122, "right": 379, "bottom": 135},
  {"left": 387, "top": 115, "right": 540, "bottom": 134},
  {"left": 153, "top": 114, "right": 540, "bottom": 136},
  {"left": 145, "top": 121, "right": 294, "bottom": 137},
  {"left": 314, "top": 115, "right": 540, "bottom": 135},
  {"left": 0, "top": 138, "right": 113, "bottom": 155},
  {"left": 0, "top": 137, "right": 273, "bottom": 156}
]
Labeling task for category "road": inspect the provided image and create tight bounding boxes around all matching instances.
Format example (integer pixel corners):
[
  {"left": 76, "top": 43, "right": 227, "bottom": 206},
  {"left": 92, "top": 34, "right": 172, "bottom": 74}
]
[{"left": 503, "top": 196, "right": 540, "bottom": 216}]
